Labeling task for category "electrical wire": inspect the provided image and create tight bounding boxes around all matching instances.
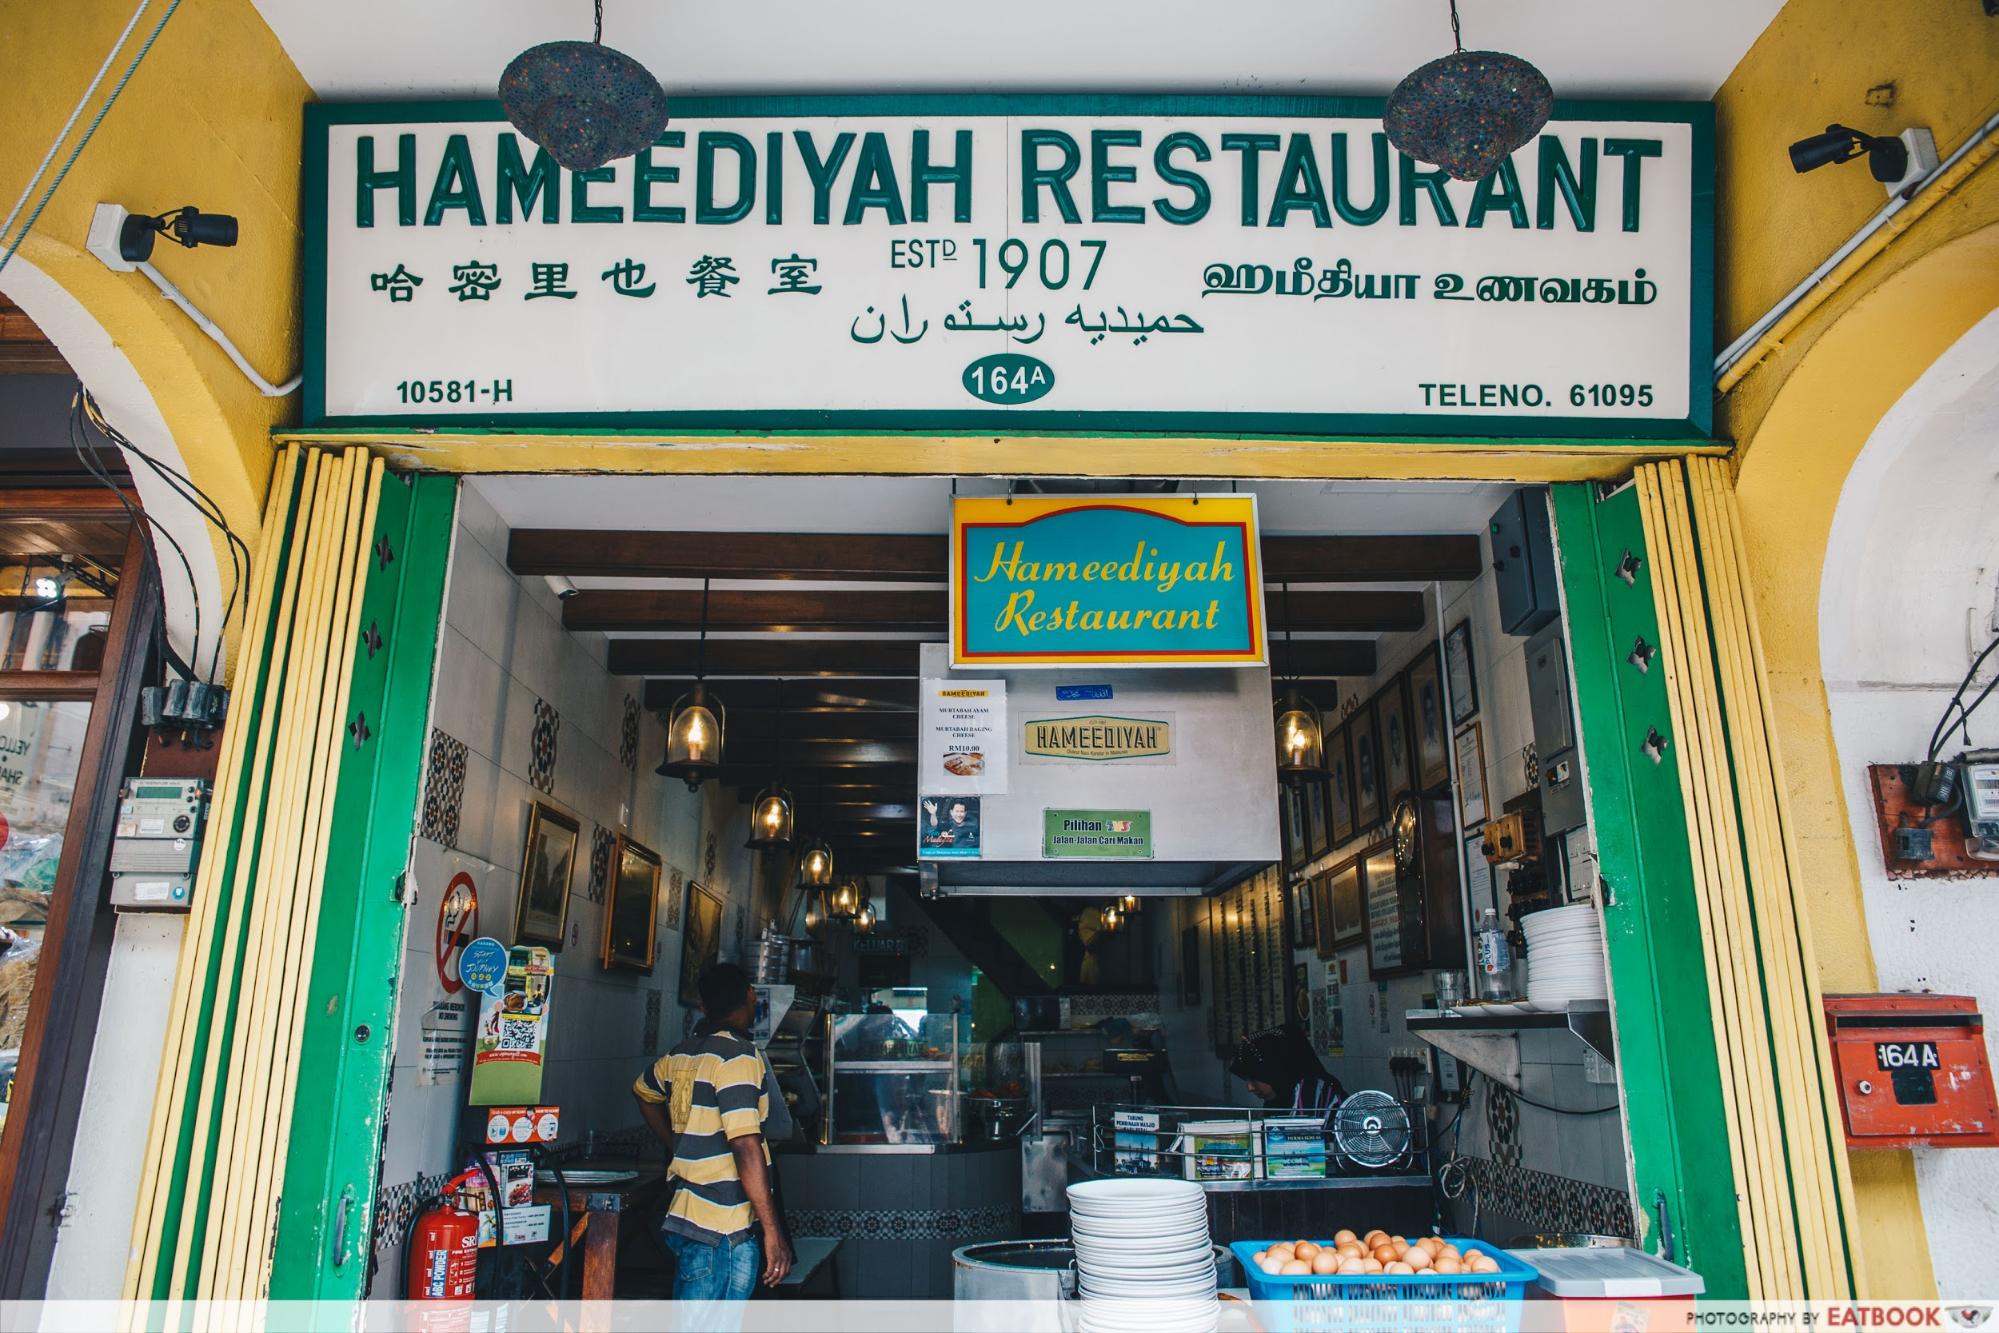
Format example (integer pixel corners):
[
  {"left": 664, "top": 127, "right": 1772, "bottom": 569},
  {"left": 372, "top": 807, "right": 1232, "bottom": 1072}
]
[
  {"left": 1927, "top": 631, "right": 1999, "bottom": 761},
  {"left": 1933, "top": 670, "right": 1999, "bottom": 759},
  {"left": 0, "top": 0, "right": 184, "bottom": 279},
  {"left": 68, "top": 391, "right": 199, "bottom": 683},
  {"left": 79, "top": 389, "right": 249, "bottom": 681}
]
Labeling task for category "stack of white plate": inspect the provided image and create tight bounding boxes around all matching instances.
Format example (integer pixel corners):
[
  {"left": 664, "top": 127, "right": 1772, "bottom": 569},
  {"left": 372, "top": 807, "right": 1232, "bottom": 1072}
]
[
  {"left": 1067, "top": 1178, "right": 1219, "bottom": 1333},
  {"left": 1523, "top": 904, "right": 1609, "bottom": 1010}
]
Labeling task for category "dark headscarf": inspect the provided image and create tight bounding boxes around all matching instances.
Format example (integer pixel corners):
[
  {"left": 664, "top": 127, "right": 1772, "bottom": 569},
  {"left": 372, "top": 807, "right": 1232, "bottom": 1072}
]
[{"left": 1229, "top": 1023, "right": 1345, "bottom": 1110}]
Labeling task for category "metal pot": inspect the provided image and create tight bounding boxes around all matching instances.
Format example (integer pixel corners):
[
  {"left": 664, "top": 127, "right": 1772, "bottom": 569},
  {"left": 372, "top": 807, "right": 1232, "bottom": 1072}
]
[{"left": 953, "top": 1240, "right": 1079, "bottom": 1301}]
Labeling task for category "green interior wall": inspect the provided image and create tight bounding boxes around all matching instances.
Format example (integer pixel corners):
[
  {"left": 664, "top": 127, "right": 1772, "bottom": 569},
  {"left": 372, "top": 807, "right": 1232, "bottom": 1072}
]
[{"left": 989, "top": 899, "right": 1064, "bottom": 985}]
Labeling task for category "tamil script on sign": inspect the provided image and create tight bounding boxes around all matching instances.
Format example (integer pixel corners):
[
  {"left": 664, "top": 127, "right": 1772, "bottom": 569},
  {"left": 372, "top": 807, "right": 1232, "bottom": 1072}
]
[{"left": 309, "top": 101, "right": 1707, "bottom": 436}]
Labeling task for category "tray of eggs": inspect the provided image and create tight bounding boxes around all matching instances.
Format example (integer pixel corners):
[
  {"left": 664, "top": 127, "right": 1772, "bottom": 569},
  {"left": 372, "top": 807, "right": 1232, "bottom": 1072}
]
[{"left": 1231, "top": 1231, "right": 1529, "bottom": 1299}]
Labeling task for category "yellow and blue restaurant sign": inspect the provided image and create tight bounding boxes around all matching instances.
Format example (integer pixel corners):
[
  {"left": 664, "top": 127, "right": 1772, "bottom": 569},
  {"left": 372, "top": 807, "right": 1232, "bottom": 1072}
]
[{"left": 950, "top": 494, "right": 1265, "bottom": 667}]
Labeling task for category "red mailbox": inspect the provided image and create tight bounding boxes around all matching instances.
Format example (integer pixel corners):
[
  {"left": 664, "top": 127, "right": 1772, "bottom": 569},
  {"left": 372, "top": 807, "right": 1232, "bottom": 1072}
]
[{"left": 1823, "top": 994, "right": 1999, "bottom": 1148}]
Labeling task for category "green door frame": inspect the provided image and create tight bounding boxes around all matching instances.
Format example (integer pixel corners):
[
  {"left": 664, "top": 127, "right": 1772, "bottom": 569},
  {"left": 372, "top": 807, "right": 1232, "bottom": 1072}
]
[
  {"left": 1551, "top": 480, "right": 1748, "bottom": 1296},
  {"left": 268, "top": 473, "right": 456, "bottom": 1297}
]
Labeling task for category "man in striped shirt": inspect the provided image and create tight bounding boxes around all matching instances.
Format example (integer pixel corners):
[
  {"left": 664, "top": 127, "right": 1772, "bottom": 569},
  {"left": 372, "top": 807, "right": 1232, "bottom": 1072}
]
[{"left": 633, "top": 962, "right": 793, "bottom": 1306}]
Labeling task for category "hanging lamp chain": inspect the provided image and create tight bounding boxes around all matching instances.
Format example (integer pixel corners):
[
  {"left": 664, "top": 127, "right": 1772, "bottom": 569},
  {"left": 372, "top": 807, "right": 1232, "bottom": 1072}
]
[
  {"left": 1448, "top": 0, "right": 1464, "bottom": 53},
  {"left": 594, "top": 0, "right": 605, "bottom": 44}
]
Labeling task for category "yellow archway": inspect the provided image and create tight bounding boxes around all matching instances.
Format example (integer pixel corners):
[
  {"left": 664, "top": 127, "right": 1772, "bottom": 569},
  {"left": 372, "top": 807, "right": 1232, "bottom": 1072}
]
[{"left": 1731, "top": 218, "right": 1999, "bottom": 1297}]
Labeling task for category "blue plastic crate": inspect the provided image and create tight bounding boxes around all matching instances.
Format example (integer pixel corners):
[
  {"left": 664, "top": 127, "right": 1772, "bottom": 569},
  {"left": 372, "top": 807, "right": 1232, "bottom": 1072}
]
[{"left": 1228, "top": 1238, "right": 1538, "bottom": 1333}]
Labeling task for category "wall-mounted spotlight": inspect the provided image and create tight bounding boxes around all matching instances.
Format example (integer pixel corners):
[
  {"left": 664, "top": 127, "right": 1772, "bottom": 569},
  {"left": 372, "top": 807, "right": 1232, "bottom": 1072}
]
[
  {"left": 1789, "top": 124, "right": 1938, "bottom": 195},
  {"left": 117, "top": 206, "right": 238, "bottom": 263}
]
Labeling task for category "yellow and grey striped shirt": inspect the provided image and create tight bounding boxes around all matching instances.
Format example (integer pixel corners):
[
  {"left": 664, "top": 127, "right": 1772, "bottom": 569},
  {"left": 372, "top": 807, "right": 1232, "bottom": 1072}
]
[{"left": 633, "top": 1023, "right": 770, "bottom": 1244}]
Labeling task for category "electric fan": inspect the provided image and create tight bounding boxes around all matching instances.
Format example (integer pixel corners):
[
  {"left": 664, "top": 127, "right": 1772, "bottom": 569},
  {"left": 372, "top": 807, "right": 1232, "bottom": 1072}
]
[{"left": 1330, "top": 1089, "right": 1414, "bottom": 1173}]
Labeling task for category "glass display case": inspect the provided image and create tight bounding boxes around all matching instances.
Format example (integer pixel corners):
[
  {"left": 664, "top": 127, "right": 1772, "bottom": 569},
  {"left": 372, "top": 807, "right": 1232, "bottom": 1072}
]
[{"left": 822, "top": 1010, "right": 963, "bottom": 1147}]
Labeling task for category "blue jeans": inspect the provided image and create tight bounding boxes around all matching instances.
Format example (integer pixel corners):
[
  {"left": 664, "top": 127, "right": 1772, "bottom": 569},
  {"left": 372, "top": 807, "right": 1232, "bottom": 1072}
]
[{"left": 665, "top": 1228, "right": 760, "bottom": 1327}]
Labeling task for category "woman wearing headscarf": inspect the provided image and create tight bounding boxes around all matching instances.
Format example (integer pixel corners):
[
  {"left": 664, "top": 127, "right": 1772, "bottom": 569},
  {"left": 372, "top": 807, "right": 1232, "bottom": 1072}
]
[{"left": 1228, "top": 1022, "right": 1345, "bottom": 1112}]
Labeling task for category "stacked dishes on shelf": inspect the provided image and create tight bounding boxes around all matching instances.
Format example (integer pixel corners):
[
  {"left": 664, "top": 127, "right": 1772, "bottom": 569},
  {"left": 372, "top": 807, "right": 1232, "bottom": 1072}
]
[
  {"left": 1522, "top": 904, "right": 1609, "bottom": 1011},
  {"left": 1066, "top": 1178, "right": 1220, "bottom": 1333}
]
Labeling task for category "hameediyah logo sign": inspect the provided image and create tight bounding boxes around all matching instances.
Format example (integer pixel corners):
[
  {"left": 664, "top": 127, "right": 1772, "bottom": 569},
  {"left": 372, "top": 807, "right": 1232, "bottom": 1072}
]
[
  {"left": 950, "top": 494, "right": 1265, "bottom": 668},
  {"left": 1023, "top": 715, "right": 1173, "bottom": 762}
]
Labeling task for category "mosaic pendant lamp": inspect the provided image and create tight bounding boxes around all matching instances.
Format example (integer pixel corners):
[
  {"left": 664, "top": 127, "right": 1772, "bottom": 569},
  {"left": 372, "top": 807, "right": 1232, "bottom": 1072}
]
[
  {"left": 500, "top": 0, "right": 669, "bottom": 173},
  {"left": 1383, "top": 0, "right": 1553, "bottom": 183}
]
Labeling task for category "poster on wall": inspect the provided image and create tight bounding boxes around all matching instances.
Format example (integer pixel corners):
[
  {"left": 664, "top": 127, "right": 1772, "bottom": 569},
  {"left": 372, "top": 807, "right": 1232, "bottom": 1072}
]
[
  {"left": 919, "top": 795, "right": 983, "bottom": 858},
  {"left": 306, "top": 101, "right": 1711, "bottom": 439},
  {"left": 469, "top": 945, "right": 554, "bottom": 1105},
  {"left": 951, "top": 495, "right": 1265, "bottom": 668},
  {"left": 919, "top": 678, "right": 1008, "bottom": 794}
]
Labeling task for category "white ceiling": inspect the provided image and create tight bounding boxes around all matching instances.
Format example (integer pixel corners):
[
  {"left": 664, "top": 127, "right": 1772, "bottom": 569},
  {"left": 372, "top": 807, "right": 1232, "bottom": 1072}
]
[
  {"left": 468, "top": 475, "right": 1514, "bottom": 538},
  {"left": 253, "top": 1, "right": 1779, "bottom": 101}
]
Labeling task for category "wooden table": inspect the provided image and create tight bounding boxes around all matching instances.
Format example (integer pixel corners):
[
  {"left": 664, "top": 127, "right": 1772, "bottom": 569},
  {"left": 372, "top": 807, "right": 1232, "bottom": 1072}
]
[{"left": 531, "top": 1157, "right": 668, "bottom": 1302}]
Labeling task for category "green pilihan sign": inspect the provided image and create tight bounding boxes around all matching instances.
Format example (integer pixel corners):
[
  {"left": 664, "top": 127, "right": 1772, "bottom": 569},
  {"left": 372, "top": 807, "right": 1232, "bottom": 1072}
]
[
  {"left": 1044, "top": 809, "right": 1154, "bottom": 859},
  {"left": 304, "top": 96, "right": 1713, "bottom": 438}
]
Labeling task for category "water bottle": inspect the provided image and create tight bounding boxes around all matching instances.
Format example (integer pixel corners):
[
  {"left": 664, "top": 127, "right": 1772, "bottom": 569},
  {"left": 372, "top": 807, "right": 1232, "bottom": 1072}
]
[{"left": 1475, "top": 909, "right": 1512, "bottom": 999}]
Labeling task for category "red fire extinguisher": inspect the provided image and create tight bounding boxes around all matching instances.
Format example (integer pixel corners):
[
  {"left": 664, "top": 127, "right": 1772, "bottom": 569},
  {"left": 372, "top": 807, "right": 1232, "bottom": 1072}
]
[{"left": 407, "top": 1169, "right": 483, "bottom": 1301}]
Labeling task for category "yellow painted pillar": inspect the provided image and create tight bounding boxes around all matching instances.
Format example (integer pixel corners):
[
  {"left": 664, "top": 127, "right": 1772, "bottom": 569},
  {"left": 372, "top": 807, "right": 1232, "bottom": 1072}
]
[{"left": 0, "top": 0, "right": 311, "bottom": 609}]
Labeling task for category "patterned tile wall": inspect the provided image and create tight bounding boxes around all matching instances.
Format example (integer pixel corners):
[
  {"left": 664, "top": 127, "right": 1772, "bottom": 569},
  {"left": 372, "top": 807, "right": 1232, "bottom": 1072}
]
[
  {"left": 528, "top": 696, "right": 559, "bottom": 793},
  {"left": 1453, "top": 1155, "right": 1635, "bottom": 1239},
  {"left": 419, "top": 728, "right": 467, "bottom": 847},
  {"left": 619, "top": 694, "right": 640, "bottom": 770},
  {"left": 784, "top": 1204, "right": 1015, "bottom": 1242}
]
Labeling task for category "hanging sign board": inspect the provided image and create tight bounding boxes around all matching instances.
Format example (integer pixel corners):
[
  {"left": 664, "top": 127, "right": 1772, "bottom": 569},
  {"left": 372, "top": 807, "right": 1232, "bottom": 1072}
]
[
  {"left": 304, "top": 98, "right": 1712, "bottom": 438},
  {"left": 951, "top": 494, "right": 1264, "bottom": 667}
]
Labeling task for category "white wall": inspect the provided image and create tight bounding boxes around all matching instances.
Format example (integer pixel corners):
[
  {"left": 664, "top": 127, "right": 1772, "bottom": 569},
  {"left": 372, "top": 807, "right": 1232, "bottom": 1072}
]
[
  {"left": 365, "top": 481, "right": 765, "bottom": 1289},
  {"left": 1820, "top": 309, "right": 1999, "bottom": 1300}
]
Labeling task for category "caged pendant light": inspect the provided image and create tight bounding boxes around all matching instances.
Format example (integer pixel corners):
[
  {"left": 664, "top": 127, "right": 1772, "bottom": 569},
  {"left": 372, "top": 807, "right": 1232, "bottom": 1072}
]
[
  {"left": 798, "top": 836, "right": 836, "bottom": 890},
  {"left": 1273, "top": 583, "right": 1332, "bottom": 786},
  {"left": 658, "top": 579, "right": 726, "bottom": 791},
  {"left": 499, "top": 0, "right": 671, "bottom": 173},
  {"left": 745, "top": 681, "right": 795, "bottom": 851},
  {"left": 827, "top": 875, "right": 864, "bottom": 922},
  {"left": 1383, "top": 0, "right": 1554, "bottom": 183}
]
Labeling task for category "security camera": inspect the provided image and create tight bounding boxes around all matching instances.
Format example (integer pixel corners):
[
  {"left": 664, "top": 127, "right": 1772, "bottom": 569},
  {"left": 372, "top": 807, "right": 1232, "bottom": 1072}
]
[
  {"left": 544, "top": 575, "right": 580, "bottom": 601},
  {"left": 1789, "top": 124, "right": 1909, "bottom": 181},
  {"left": 117, "top": 206, "right": 239, "bottom": 263}
]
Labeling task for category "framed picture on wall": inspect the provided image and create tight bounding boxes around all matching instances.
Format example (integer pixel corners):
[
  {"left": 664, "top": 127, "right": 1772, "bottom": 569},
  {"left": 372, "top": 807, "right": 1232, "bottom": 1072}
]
[
  {"left": 1454, "top": 722, "right": 1489, "bottom": 830},
  {"left": 1326, "top": 726, "right": 1356, "bottom": 848},
  {"left": 1349, "top": 703, "right": 1383, "bottom": 830},
  {"left": 1304, "top": 770, "right": 1330, "bottom": 859},
  {"left": 1328, "top": 856, "right": 1365, "bottom": 946},
  {"left": 678, "top": 881, "right": 724, "bottom": 1008},
  {"left": 514, "top": 802, "right": 580, "bottom": 948},
  {"left": 1281, "top": 783, "right": 1310, "bottom": 871},
  {"left": 1444, "top": 618, "right": 1479, "bottom": 726},
  {"left": 602, "top": 835, "right": 663, "bottom": 971},
  {"left": 1374, "top": 677, "right": 1415, "bottom": 806},
  {"left": 1310, "top": 869, "right": 1336, "bottom": 957},
  {"left": 1291, "top": 875, "right": 1316, "bottom": 949},
  {"left": 1406, "top": 645, "right": 1451, "bottom": 791},
  {"left": 1181, "top": 924, "right": 1201, "bottom": 1007}
]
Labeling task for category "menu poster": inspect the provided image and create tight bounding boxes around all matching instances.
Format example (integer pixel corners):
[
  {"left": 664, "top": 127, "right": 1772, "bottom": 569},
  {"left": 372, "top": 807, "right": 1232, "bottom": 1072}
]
[
  {"left": 1364, "top": 850, "right": 1404, "bottom": 973},
  {"left": 919, "top": 678, "right": 1008, "bottom": 795}
]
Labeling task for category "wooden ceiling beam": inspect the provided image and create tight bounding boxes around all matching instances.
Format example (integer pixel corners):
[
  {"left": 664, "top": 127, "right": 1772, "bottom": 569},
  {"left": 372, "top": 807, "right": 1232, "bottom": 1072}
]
[
  {"left": 1263, "top": 534, "right": 1483, "bottom": 583},
  {"left": 514, "top": 530, "right": 1481, "bottom": 585},
  {"left": 511, "top": 529, "right": 945, "bottom": 581},
  {"left": 716, "top": 711, "right": 915, "bottom": 743},
  {"left": 644, "top": 677, "right": 917, "bottom": 712},
  {"left": 721, "top": 739, "right": 916, "bottom": 767},
  {"left": 573, "top": 586, "right": 1423, "bottom": 635},
  {"left": 615, "top": 636, "right": 1374, "bottom": 678},
  {"left": 566, "top": 587, "right": 946, "bottom": 633}
]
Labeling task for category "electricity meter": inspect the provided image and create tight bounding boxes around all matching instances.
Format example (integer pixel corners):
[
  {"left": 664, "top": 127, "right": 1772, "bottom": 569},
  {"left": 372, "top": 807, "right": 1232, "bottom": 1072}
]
[{"left": 1962, "top": 751, "right": 1999, "bottom": 861}]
